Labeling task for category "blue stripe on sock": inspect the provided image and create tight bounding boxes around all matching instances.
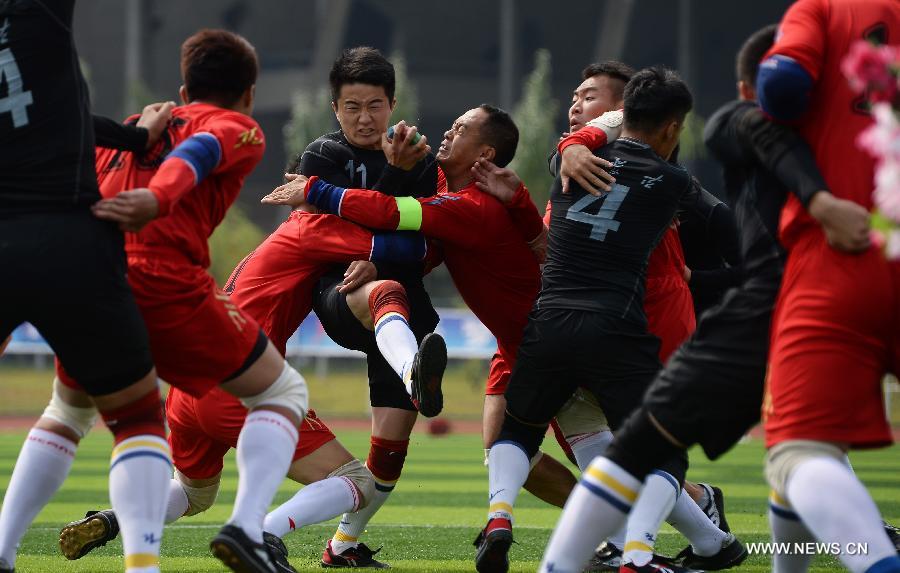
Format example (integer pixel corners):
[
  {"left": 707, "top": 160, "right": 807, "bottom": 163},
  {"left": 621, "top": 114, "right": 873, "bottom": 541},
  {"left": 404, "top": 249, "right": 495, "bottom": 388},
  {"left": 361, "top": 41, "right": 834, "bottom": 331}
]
[
  {"left": 650, "top": 469, "right": 679, "bottom": 496},
  {"left": 307, "top": 179, "right": 346, "bottom": 214},
  {"left": 110, "top": 450, "right": 171, "bottom": 471},
  {"left": 491, "top": 440, "right": 530, "bottom": 458},
  {"left": 374, "top": 313, "right": 409, "bottom": 336},
  {"left": 768, "top": 502, "right": 800, "bottom": 521},
  {"left": 580, "top": 478, "right": 631, "bottom": 514},
  {"left": 865, "top": 555, "right": 900, "bottom": 573}
]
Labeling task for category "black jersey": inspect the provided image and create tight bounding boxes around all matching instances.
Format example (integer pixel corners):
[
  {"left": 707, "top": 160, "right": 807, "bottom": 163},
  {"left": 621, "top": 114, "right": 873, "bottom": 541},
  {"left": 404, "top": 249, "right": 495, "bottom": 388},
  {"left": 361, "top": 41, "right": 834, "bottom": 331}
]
[
  {"left": 538, "top": 138, "right": 696, "bottom": 325},
  {"left": 0, "top": 0, "right": 98, "bottom": 213}
]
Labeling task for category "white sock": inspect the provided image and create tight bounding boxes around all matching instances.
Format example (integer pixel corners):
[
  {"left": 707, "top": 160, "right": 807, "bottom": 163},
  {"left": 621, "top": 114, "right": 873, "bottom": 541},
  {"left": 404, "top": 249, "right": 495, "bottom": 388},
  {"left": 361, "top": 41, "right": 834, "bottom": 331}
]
[
  {"left": 109, "top": 434, "right": 172, "bottom": 573},
  {"left": 0, "top": 428, "right": 77, "bottom": 566},
  {"left": 164, "top": 479, "right": 189, "bottom": 524},
  {"left": 487, "top": 442, "right": 531, "bottom": 523},
  {"left": 374, "top": 313, "right": 418, "bottom": 394},
  {"left": 769, "top": 490, "right": 815, "bottom": 573},
  {"left": 668, "top": 486, "right": 728, "bottom": 556},
  {"left": 331, "top": 472, "right": 394, "bottom": 553},
  {"left": 228, "top": 409, "right": 299, "bottom": 544},
  {"left": 569, "top": 430, "right": 614, "bottom": 471},
  {"left": 787, "top": 456, "right": 899, "bottom": 573},
  {"left": 623, "top": 471, "right": 678, "bottom": 566},
  {"left": 539, "top": 457, "right": 641, "bottom": 573},
  {"left": 265, "top": 476, "right": 359, "bottom": 537}
]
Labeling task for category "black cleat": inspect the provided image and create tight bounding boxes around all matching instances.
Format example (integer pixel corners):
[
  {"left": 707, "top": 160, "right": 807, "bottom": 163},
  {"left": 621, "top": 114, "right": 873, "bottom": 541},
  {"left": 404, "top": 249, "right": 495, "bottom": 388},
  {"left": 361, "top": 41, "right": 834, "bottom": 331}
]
[
  {"left": 583, "top": 542, "right": 623, "bottom": 572},
  {"left": 884, "top": 521, "right": 900, "bottom": 553},
  {"left": 320, "top": 540, "right": 390, "bottom": 568},
  {"left": 699, "top": 483, "right": 730, "bottom": 533},
  {"left": 474, "top": 521, "right": 513, "bottom": 573},
  {"left": 408, "top": 333, "right": 447, "bottom": 418},
  {"left": 676, "top": 533, "right": 747, "bottom": 571},
  {"left": 263, "top": 532, "right": 298, "bottom": 573},
  {"left": 211, "top": 524, "right": 282, "bottom": 573},
  {"left": 59, "top": 509, "right": 119, "bottom": 560}
]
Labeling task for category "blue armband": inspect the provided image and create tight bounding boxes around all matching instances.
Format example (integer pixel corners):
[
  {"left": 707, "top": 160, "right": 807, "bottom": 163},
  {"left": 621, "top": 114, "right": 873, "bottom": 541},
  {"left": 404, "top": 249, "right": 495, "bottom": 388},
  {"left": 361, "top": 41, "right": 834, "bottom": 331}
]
[
  {"left": 371, "top": 231, "right": 426, "bottom": 263},
  {"left": 756, "top": 55, "right": 814, "bottom": 122},
  {"left": 306, "top": 178, "right": 346, "bottom": 215},
  {"left": 167, "top": 132, "right": 221, "bottom": 184}
]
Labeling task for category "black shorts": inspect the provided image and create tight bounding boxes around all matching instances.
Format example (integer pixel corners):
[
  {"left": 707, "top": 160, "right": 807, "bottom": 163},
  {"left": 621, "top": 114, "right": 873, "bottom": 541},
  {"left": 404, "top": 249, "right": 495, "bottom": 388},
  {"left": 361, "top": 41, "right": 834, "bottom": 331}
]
[
  {"left": 645, "top": 267, "right": 781, "bottom": 459},
  {"left": 312, "top": 270, "right": 439, "bottom": 410},
  {"left": 0, "top": 208, "right": 154, "bottom": 396},
  {"left": 505, "top": 308, "right": 662, "bottom": 430}
]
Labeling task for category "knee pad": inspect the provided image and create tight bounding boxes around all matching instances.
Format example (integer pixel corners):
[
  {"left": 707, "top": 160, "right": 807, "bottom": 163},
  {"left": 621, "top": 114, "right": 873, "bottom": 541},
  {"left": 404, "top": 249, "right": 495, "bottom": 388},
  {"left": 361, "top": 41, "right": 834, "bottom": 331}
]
[
  {"left": 175, "top": 470, "right": 220, "bottom": 516},
  {"left": 239, "top": 362, "right": 308, "bottom": 421},
  {"left": 555, "top": 388, "right": 610, "bottom": 437},
  {"left": 100, "top": 387, "right": 166, "bottom": 442},
  {"left": 496, "top": 413, "right": 547, "bottom": 460},
  {"left": 765, "top": 440, "right": 846, "bottom": 500},
  {"left": 369, "top": 280, "right": 410, "bottom": 323},
  {"left": 42, "top": 378, "right": 98, "bottom": 438},
  {"left": 329, "top": 459, "right": 375, "bottom": 511},
  {"left": 366, "top": 436, "right": 409, "bottom": 485}
]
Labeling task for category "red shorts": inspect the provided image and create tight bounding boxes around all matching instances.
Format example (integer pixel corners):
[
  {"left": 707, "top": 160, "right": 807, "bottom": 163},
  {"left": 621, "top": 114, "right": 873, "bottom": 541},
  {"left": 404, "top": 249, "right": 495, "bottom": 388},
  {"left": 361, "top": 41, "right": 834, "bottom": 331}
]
[
  {"left": 485, "top": 352, "right": 512, "bottom": 395},
  {"left": 765, "top": 233, "right": 900, "bottom": 449},
  {"left": 124, "top": 249, "right": 264, "bottom": 397},
  {"left": 166, "top": 386, "right": 335, "bottom": 480},
  {"left": 645, "top": 276, "right": 696, "bottom": 363}
]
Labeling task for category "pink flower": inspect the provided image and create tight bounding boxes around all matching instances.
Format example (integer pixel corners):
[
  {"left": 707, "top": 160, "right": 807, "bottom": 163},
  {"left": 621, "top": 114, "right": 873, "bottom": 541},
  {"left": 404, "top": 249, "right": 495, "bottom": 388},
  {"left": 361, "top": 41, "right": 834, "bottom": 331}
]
[{"left": 842, "top": 41, "right": 899, "bottom": 102}]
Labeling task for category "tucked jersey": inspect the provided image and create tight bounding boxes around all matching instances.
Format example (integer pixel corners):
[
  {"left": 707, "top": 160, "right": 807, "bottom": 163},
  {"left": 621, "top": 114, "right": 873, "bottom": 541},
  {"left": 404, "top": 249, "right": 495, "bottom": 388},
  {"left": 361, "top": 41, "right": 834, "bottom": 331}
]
[
  {"left": 765, "top": 0, "right": 899, "bottom": 247},
  {"left": 0, "top": 0, "right": 98, "bottom": 212},
  {"left": 539, "top": 138, "right": 694, "bottom": 327},
  {"left": 94, "top": 103, "right": 265, "bottom": 268},
  {"left": 226, "top": 210, "right": 426, "bottom": 355},
  {"left": 305, "top": 177, "right": 543, "bottom": 365}
]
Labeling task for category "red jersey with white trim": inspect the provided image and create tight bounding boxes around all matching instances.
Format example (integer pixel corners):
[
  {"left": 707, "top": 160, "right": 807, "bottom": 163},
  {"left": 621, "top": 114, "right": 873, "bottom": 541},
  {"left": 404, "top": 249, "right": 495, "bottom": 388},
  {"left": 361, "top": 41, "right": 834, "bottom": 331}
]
[
  {"left": 95, "top": 103, "right": 265, "bottom": 267},
  {"left": 765, "top": 0, "right": 899, "bottom": 247},
  {"left": 305, "top": 178, "right": 542, "bottom": 363}
]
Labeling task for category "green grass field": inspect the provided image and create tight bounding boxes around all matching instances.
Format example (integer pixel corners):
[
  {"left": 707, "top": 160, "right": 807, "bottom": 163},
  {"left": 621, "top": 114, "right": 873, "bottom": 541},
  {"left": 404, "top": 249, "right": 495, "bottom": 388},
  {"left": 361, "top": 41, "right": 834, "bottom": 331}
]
[{"left": 1, "top": 428, "right": 899, "bottom": 572}]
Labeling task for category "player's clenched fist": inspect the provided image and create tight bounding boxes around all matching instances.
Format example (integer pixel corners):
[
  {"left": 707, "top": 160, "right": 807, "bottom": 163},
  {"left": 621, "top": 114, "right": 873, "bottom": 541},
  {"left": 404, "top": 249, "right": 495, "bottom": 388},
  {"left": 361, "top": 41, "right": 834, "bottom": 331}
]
[
  {"left": 91, "top": 188, "right": 160, "bottom": 232},
  {"left": 261, "top": 173, "right": 310, "bottom": 208}
]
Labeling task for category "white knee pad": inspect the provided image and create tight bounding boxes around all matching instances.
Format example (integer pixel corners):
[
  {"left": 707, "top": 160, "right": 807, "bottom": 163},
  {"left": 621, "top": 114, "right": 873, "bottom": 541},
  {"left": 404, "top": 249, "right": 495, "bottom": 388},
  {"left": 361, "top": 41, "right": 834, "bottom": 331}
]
[
  {"left": 555, "top": 388, "right": 610, "bottom": 437},
  {"left": 329, "top": 459, "right": 375, "bottom": 510},
  {"left": 239, "top": 362, "right": 308, "bottom": 421},
  {"left": 41, "top": 378, "right": 98, "bottom": 438},
  {"left": 175, "top": 470, "right": 220, "bottom": 516},
  {"left": 765, "top": 440, "right": 846, "bottom": 499}
]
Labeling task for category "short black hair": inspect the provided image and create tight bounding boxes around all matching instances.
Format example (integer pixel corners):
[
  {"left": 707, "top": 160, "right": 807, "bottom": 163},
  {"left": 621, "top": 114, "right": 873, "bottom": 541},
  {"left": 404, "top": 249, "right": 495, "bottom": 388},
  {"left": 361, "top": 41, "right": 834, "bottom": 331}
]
[
  {"left": 582, "top": 61, "right": 635, "bottom": 84},
  {"left": 329, "top": 47, "right": 396, "bottom": 103},
  {"left": 181, "top": 29, "right": 258, "bottom": 106},
  {"left": 477, "top": 104, "right": 519, "bottom": 168},
  {"left": 736, "top": 24, "right": 777, "bottom": 88},
  {"left": 623, "top": 66, "right": 693, "bottom": 133}
]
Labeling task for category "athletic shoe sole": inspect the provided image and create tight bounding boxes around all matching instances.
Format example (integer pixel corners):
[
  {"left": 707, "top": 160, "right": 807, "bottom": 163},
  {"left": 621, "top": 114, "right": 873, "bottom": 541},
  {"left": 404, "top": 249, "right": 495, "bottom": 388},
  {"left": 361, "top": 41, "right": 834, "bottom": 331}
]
[
  {"left": 211, "top": 530, "right": 273, "bottom": 573},
  {"left": 412, "top": 333, "right": 447, "bottom": 418},
  {"left": 475, "top": 529, "right": 513, "bottom": 573},
  {"left": 59, "top": 514, "right": 113, "bottom": 560}
]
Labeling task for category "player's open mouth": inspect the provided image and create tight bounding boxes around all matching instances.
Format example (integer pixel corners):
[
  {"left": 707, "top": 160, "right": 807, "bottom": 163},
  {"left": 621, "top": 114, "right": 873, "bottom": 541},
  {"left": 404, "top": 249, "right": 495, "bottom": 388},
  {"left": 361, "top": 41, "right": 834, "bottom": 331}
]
[{"left": 569, "top": 120, "right": 582, "bottom": 130}]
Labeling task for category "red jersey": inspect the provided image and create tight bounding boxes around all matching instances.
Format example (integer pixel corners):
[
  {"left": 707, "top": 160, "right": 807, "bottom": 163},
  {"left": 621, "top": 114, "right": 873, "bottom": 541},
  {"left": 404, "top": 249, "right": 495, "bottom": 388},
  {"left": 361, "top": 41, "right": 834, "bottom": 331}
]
[
  {"left": 226, "top": 210, "right": 425, "bottom": 355},
  {"left": 765, "top": 0, "right": 899, "bottom": 247},
  {"left": 95, "top": 103, "right": 265, "bottom": 267},
  {"left": 304, "top": 178, "right": 543, "bottom": 364}
]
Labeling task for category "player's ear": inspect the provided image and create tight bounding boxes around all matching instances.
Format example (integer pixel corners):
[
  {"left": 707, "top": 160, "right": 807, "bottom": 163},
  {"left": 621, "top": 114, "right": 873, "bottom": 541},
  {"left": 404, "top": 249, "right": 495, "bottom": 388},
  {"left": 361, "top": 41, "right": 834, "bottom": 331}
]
[
  {"left": 331, "top": 100, "right": 339, "bottom": 118},
  {"left": 179, "top": 85, "right": 189, "bottom": 105},
  {"left": 481, "top": 146, "right": 496, "bottom": 163},
  {"left": 738, "top": 80, "right": 756, "bottom": 102},
  {"left": 242, "top": 85, "right": 255, "bottom": 111},
  {"left": 390, "top": 98, "right": 397, "bottom": 111}
]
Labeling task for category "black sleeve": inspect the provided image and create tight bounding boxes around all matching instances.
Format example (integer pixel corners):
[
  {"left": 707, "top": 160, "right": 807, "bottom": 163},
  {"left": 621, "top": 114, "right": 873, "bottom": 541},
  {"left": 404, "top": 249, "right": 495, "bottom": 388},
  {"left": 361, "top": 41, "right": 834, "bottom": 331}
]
[
  {"left": 299, "top": 140, "right": 354, "bottom": 187},
  {"left": 686, "top": 203, "right": 743, "bottom": 292},
  {"left": 92, "top": 115, "right": 148, "bottom": 153},
  {"left": 373, "top": 155, "right": 439, "bottom": 199}
]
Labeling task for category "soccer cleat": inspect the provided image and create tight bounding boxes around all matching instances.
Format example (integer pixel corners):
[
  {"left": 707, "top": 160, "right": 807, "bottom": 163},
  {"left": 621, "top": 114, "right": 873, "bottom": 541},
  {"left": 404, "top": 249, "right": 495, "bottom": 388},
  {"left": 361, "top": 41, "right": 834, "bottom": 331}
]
[
  {"left": 407, "top": 332, "right": 447, "bottom": 418},
  {"left": 583, "top": 542, "right": 623, "bottom": 572},
  {"left": 211, "top": 524, "right": 282, "bottom": 573},
  {"left": 619, "top": 558, "right": 702, "bottom": 573},
  {"left": 321, "top": 540, "right": 391, "bottom": 568},
  {"left": 676, "top": 533, "right": 747, "bottom": 570},
  {"left": 263, "top": 532, "right": 298, "bottom": 573},
  {"left": 698, "top": 483, "right": 730, "bottom": 533},
  {"left": 59, "top": 509, "right": 119, "bottom": 560},
  {"left": 884, "top": 521, "right": 900, "bottom": 553},
  {"left": 474, "top": 518, "right": 513, "bottom": 573}
]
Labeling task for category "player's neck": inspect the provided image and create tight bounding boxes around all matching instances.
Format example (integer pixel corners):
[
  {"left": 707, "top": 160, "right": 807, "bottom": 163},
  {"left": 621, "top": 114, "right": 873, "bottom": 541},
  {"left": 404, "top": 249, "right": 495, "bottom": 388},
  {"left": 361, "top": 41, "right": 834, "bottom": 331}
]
[
  {"left": 445, "top": 172, "right": 473, "bottom": 193},
  {"left": 620, "top": 128, "right": 668, "bottom": 159}
]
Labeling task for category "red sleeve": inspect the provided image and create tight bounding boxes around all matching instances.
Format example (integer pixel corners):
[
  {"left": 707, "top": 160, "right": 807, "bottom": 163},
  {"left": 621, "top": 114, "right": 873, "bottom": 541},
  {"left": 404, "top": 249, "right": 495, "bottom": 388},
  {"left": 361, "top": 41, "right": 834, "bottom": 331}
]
[
  {"left": 503, "top": 183, "right": 546, "bottom": 243},
  {"left": 765, "top": 0, "right": 828, "bottom": 81},
  {"left": 149, "top": 115, "right": 265, "bottom": 216},
  {"left": 558, "top": 125, "right": 609, "bottom": 154}
]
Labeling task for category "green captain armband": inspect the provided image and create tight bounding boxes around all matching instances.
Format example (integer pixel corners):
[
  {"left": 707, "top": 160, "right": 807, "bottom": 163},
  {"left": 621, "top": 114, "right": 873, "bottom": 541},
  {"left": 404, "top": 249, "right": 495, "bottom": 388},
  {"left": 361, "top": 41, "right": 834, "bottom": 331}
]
[{"left": 395, "top": 196, "right": 423, "bottom": 230}]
